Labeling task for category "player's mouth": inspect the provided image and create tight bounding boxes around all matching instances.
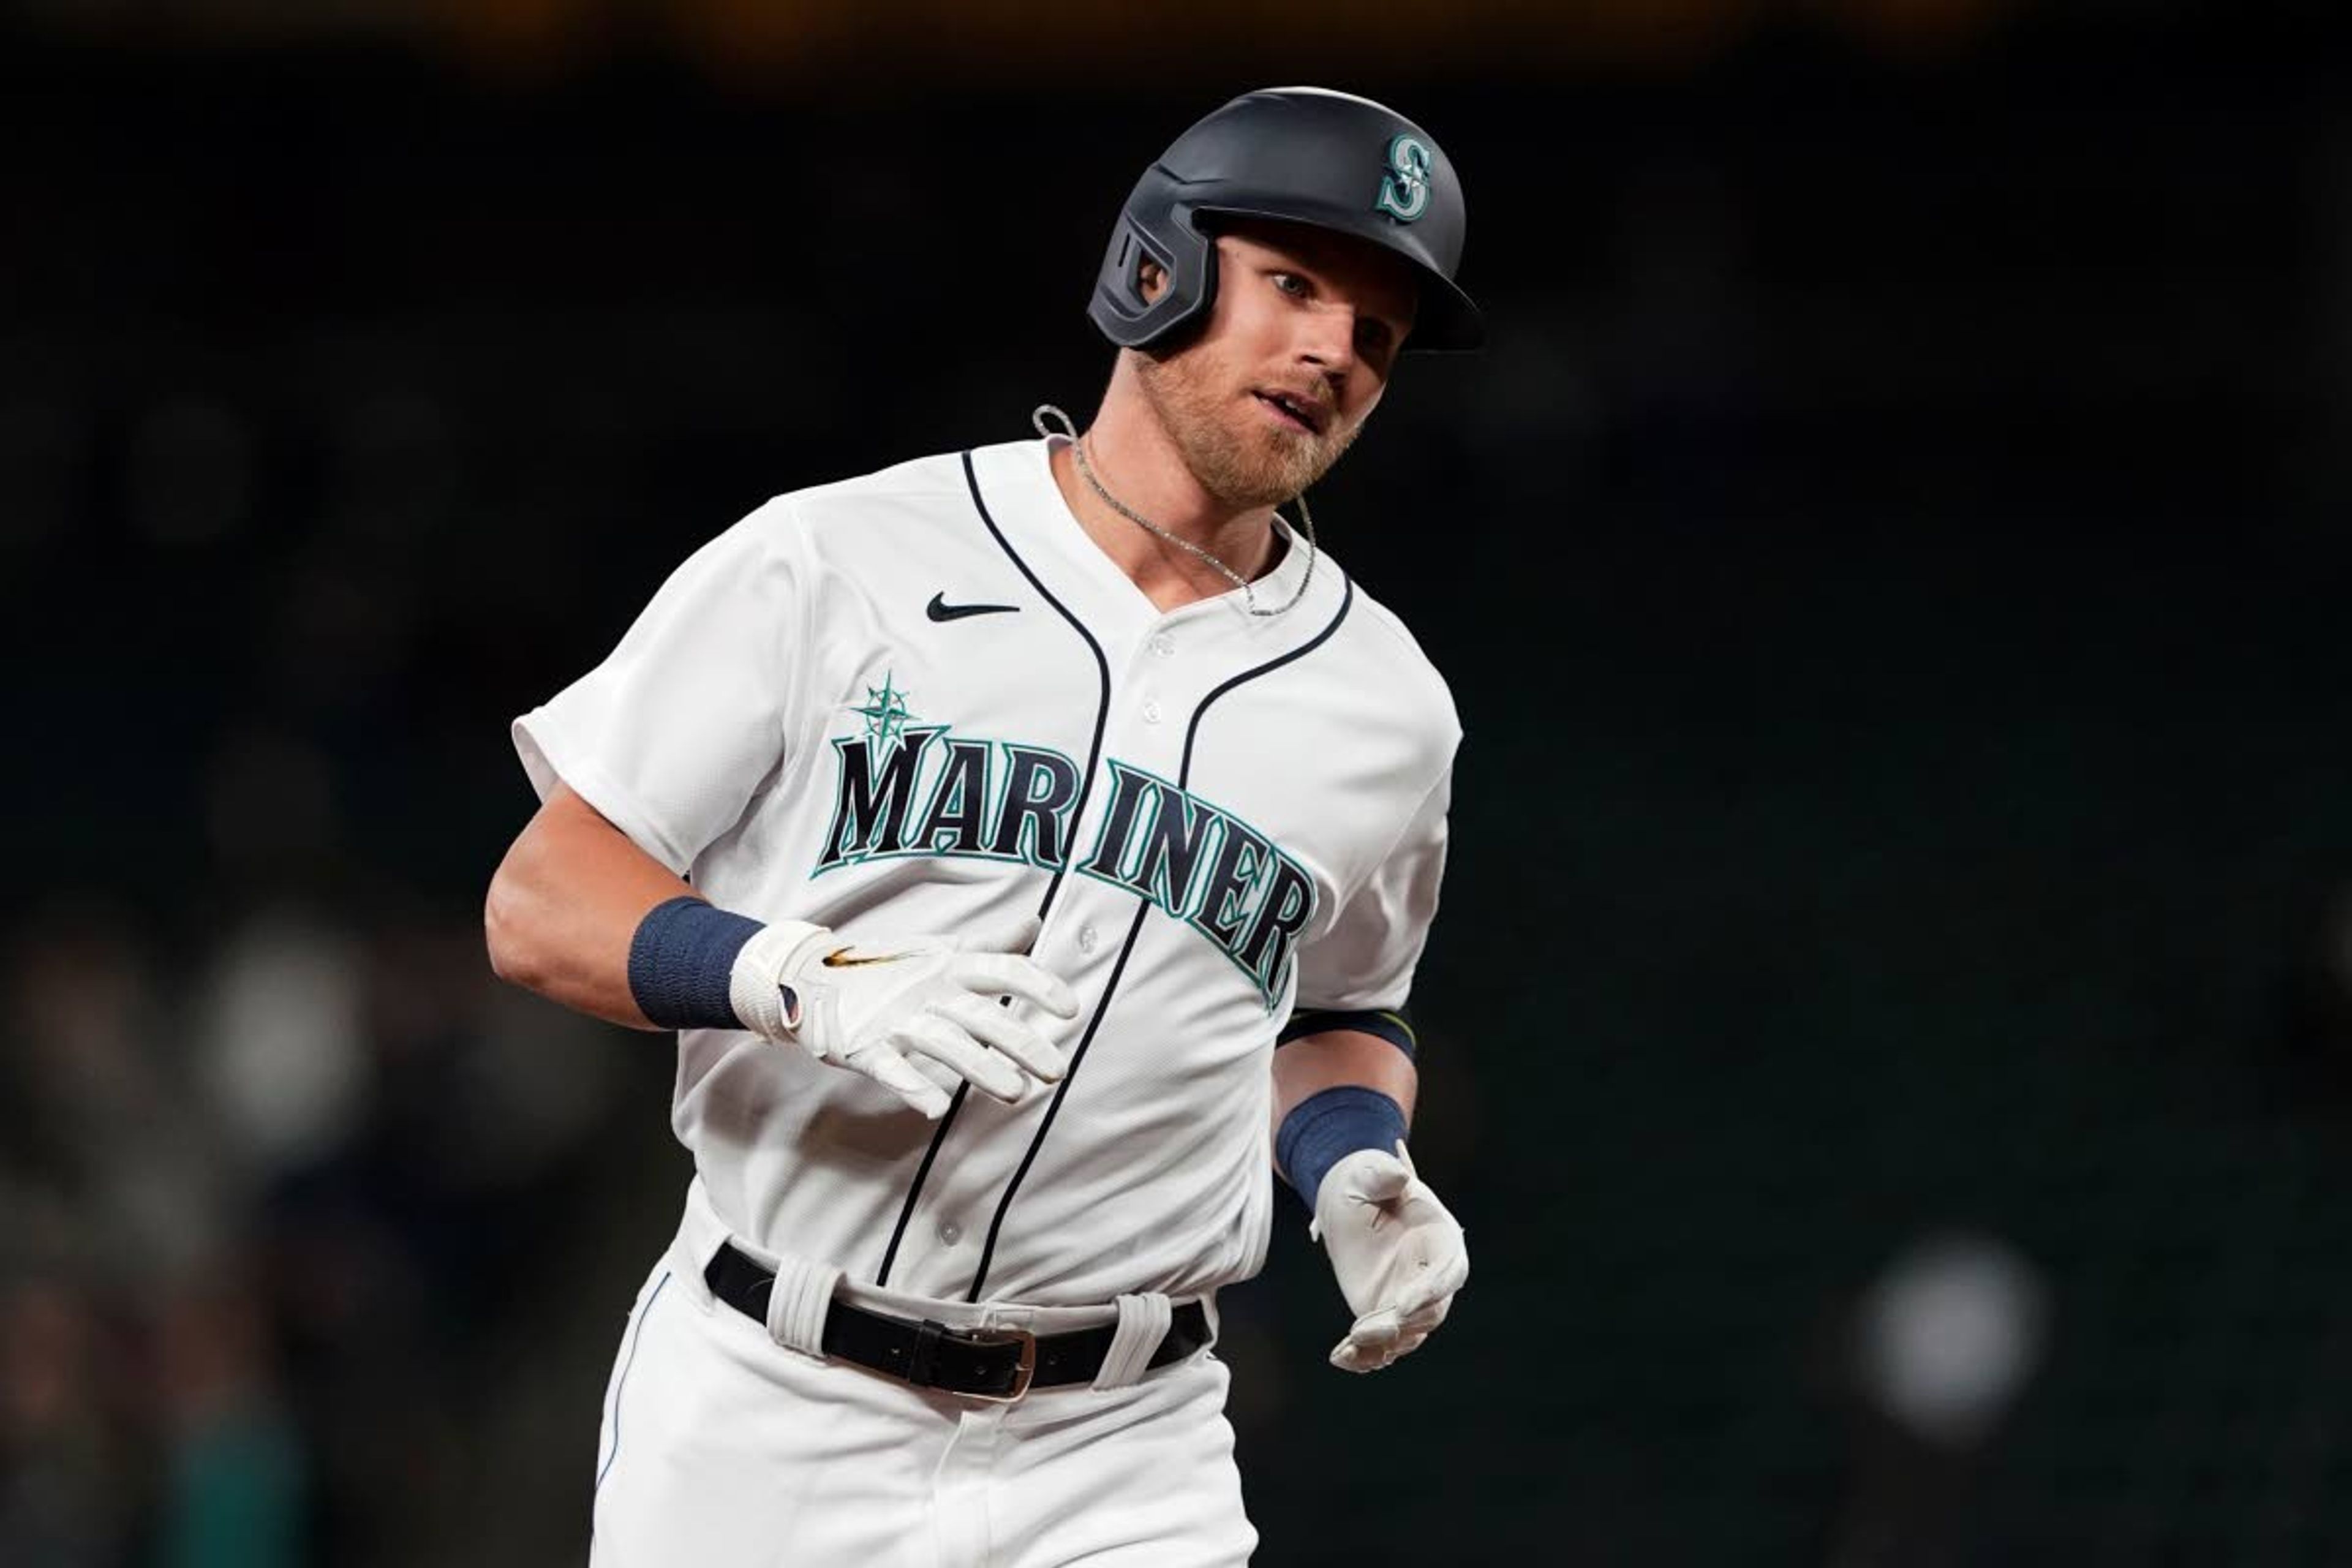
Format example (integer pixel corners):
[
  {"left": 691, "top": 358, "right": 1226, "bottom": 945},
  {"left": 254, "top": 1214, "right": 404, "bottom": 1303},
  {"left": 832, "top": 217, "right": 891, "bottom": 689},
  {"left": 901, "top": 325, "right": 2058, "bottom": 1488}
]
[{"left": 1253, "top": 388, "right": 1328, "bottom": 437}]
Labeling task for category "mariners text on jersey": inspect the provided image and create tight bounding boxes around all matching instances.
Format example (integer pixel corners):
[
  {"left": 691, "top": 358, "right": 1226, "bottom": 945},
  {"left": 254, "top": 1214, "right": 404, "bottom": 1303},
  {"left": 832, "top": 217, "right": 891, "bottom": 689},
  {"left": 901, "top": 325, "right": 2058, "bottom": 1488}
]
[{"left": 818, "top": 722, "right": 1317, "bottom": 1010}]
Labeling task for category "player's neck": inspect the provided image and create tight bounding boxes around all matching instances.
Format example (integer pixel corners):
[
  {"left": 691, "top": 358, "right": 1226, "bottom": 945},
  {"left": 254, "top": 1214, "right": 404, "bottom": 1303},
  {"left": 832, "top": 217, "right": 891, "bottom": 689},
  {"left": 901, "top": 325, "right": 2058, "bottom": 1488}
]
[{"left": 1052, "top": 401, "right": 1280, "bottom": 616}]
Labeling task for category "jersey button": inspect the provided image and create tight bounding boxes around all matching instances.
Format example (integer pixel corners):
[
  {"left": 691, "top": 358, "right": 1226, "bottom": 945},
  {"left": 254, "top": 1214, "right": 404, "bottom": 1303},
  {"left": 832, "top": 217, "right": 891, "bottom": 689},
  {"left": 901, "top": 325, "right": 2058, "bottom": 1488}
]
[
  {"left": 1142, "top": 699, "right": 1163, "bottom": 725},
  {"left": 1149, "top": 633, "right": 1175, "bottom": 658},
  {"left": 1077, "top": 924, "right": 1099, "bottom": 954},
  {"left": 937, "top": 1219, "right": 962, "bottom": 1246}
]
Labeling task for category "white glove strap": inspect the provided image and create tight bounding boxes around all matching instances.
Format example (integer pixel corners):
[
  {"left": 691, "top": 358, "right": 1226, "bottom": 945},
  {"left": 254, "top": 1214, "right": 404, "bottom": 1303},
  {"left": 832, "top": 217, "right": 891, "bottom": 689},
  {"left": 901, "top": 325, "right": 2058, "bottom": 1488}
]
[
  {"left": 1311, "top": 1145, "right": 1404, "bottom": 1242},
  {"left": 728, "top": 919, "right": 829, "bottom": 1039}
]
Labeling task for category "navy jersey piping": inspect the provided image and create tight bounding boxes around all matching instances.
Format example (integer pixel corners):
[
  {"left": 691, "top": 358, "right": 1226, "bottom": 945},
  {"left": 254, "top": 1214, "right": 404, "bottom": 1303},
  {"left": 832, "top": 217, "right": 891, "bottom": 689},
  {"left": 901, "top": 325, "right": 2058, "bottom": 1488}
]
[
  {"left": 963, "top": 573, "right": 1357, "bottom": 1302},
  {"left": 594, "top": 1269, "right": 672, "bottom": 1493},
  {"left": 873, "top": 452, "right": 1115, "bottom": 1289}
]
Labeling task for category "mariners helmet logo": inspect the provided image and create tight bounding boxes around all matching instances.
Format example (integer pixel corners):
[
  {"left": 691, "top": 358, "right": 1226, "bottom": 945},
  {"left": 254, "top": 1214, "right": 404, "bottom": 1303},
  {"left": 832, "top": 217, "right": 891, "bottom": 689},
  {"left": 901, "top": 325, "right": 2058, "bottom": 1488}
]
[{"left": 1374, "top": 134, "right": 1434, "bottom": 224}]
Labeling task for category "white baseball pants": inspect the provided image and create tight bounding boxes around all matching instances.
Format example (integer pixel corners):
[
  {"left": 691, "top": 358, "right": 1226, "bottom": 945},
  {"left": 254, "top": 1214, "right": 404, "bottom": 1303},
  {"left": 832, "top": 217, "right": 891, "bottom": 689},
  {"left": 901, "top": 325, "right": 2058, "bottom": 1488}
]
[{"left": 587, "top": 1194, "right": 1257, "bottom": 1567}]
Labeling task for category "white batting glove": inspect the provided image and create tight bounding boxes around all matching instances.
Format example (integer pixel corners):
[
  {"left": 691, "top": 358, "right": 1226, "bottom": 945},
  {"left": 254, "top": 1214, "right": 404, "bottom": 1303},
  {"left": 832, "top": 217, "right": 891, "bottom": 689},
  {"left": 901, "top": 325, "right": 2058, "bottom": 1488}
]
[
  {"left": 727, "top": 914, "right": 1080, "bottom": 1119},
  {"left": 1311, "top": 1140, "right": 1469, "bottom": 1373}
]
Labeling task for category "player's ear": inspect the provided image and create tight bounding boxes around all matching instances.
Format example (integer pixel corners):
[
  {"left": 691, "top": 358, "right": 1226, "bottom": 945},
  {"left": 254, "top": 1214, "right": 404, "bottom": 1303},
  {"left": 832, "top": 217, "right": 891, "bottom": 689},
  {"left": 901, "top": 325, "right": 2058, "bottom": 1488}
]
[{"left": 1137, "top": 257, "right": 1169, "bottom": 304}]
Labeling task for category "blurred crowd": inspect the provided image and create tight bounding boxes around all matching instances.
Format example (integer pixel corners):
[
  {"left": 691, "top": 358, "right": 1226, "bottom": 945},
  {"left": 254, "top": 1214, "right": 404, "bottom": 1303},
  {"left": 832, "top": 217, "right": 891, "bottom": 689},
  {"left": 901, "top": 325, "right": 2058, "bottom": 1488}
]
[{"left": 0, "top": 857, "right": 649, "bottom": 1564}]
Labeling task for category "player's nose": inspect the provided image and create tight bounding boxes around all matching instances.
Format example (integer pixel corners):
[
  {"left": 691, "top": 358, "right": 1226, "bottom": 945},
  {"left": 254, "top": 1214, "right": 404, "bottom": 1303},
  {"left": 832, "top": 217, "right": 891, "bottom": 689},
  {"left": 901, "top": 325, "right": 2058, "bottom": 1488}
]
[{"left": 1295, "top": 303, "right": 1360, "bottom": 383}]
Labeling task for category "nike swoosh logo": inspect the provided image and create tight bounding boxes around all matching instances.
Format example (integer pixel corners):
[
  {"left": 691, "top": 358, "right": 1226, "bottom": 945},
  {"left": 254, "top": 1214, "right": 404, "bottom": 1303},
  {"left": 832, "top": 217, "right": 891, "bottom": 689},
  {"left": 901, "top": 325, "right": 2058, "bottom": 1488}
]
[
  {"left": 821, "top": 947, "right": 903, "bottom": 969},
  {"left": 927, "top": 592, "right": 1019, "bottom": 622}
]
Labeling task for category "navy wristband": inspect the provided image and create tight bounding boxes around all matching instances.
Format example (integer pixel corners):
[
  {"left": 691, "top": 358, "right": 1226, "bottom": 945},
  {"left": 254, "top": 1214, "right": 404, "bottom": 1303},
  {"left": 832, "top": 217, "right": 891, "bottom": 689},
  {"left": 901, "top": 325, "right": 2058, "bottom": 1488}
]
[
  {"left": 627, "top": 895, "right": 764, "bottom": 1030},
  {"left": 1276, "top": 1085, "right": 1409, "bottom": 1210}
]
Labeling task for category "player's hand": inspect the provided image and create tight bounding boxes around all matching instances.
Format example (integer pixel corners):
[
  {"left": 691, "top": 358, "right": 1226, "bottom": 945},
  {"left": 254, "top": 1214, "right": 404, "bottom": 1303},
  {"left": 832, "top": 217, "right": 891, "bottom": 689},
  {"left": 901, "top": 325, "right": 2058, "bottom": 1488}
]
[
  {"left": 1311, "top": 1140, "right": 1469, "bottom": 1373},
  {"left": 728, "top": 914, "right": 1080, "bottom": 1119}
]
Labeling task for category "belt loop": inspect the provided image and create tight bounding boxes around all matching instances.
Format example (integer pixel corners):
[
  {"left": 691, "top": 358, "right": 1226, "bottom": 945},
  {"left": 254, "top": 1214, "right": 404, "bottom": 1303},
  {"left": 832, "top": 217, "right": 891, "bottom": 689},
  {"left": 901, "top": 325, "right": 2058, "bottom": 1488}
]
[
  {"left": 1090, "top": 1292, "right": 1174, "bottom": 1391},
  {"left": 763, "top": 1252, "right": 842, "bottom": 1357},
  {"left": 907, "top": 1320, "right": 946, "bottom": 1389}
]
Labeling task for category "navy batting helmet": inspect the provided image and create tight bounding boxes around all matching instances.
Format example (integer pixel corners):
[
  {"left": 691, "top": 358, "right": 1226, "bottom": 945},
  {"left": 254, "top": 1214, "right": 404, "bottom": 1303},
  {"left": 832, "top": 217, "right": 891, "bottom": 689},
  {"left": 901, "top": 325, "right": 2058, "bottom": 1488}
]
[{"left": 1088, "top": 86, "right": 1483, "bottom": 355}]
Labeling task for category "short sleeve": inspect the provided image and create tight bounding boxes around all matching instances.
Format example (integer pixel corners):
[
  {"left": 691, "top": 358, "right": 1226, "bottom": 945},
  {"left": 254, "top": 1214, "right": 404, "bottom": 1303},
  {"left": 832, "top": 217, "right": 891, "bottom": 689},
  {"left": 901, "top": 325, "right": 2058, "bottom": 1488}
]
[
  {"left": 511, "top": 498, "right": 807, "bottom": 875},
  {"left": 1292, "top": 762, "right": 1454, "bottom": 1015}
]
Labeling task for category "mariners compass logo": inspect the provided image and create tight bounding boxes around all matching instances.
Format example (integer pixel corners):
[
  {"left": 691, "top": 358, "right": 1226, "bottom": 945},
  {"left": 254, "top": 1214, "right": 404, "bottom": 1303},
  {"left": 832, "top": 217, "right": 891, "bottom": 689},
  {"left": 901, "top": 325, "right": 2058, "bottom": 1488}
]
[{"left": 849, "top": 671, "right": 914, "bottom": 747}]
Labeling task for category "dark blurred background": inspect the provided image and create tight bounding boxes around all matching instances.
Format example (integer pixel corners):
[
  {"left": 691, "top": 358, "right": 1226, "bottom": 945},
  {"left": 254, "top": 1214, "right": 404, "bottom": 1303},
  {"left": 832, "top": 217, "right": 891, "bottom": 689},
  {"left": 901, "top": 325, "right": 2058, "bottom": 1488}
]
[{"left": 5, "top": 1, "right": 2351, "bottom": 1563}]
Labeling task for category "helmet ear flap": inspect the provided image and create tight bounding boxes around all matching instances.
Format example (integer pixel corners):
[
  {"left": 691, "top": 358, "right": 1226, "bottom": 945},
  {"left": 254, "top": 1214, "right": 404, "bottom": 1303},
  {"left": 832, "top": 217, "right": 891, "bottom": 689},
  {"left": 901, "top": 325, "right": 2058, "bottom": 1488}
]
[{"left": 1088, "top": 194, "right": 1217, "bottom": 350}]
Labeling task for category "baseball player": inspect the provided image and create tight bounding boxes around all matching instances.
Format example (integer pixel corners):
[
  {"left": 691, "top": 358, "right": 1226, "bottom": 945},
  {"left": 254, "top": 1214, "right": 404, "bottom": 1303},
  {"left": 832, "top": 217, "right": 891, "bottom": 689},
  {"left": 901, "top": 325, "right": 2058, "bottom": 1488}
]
[{"left": 485, "top": 86, "right": 1478, "bottom": 1566}]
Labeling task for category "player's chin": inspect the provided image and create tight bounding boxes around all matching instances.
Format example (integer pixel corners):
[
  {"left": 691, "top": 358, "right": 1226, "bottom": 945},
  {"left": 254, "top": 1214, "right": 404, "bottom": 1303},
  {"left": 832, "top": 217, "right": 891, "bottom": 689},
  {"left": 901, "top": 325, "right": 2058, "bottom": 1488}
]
[
  {"left": 1240, "top": 424, "right": 1339, "bottom": 494},
  {"left": 1276, "top": 437, "right": 1346, "bottom": 496}
]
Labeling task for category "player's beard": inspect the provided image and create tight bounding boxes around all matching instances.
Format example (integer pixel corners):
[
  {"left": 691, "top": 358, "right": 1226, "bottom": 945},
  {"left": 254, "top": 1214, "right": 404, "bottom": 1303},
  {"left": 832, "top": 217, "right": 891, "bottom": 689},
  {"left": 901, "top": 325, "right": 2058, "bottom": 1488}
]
[{"left": 1133, "top": 349, "right": 1360, "bottom": 510}]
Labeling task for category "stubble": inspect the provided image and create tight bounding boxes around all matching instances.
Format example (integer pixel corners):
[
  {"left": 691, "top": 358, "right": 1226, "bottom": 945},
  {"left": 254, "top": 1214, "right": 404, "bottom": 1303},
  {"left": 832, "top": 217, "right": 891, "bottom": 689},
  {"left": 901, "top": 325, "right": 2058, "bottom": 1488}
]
[{"left": 1133, "top": 349, "right": 1359, "bottom": 510}]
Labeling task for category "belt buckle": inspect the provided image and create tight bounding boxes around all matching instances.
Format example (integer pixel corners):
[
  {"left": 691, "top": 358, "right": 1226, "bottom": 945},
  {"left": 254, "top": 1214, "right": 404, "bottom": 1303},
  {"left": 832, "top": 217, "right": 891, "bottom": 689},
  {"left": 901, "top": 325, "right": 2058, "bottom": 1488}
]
[{"left": 950, "top": 1324, "right": 1037, "bottom": 1405}]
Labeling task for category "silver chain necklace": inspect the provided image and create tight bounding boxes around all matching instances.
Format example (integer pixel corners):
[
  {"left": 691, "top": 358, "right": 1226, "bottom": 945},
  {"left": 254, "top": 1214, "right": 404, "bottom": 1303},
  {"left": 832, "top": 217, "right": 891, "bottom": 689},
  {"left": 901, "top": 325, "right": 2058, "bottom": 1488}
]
[{"left": 1031, "top": 404, "right": 1317, "bottom": 619}]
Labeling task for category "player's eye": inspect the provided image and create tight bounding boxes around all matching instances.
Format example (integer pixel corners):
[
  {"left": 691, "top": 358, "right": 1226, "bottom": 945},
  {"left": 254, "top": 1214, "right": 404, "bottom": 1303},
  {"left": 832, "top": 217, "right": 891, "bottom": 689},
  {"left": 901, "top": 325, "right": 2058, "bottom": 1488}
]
[{"left": 1270, "top": 271, "right": 1311, "bottom": 298}]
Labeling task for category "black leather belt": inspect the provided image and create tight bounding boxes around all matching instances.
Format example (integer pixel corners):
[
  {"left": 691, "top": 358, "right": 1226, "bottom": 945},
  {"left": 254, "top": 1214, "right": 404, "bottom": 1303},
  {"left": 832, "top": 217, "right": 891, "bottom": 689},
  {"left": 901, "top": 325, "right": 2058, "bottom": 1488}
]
[{"left": 703, "top": 1242, "right": 1211, "bottom": 1403}]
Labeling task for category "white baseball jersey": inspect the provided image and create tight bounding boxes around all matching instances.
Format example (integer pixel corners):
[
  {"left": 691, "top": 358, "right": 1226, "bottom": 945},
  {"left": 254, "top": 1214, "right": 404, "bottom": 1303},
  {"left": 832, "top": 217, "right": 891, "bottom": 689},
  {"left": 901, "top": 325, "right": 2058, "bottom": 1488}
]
[{"left": 514, "top": 434, "right": 1458, "bottom": 1309}]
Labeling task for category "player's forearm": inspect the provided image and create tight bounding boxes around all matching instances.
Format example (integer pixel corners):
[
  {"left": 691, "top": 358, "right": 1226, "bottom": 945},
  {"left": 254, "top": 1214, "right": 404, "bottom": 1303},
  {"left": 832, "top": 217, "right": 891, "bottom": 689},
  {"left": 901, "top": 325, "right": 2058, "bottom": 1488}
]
[
  {"left": 1270, "top": 1028, "right": 1418, "bottom": 1133},
  {"left": 484, "top": 784, "right": 696, "bottom": 1030},
  {"left": 1269, "top": 1027, "right": 1422, "bottom": 1215}
]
